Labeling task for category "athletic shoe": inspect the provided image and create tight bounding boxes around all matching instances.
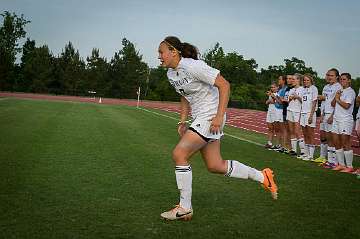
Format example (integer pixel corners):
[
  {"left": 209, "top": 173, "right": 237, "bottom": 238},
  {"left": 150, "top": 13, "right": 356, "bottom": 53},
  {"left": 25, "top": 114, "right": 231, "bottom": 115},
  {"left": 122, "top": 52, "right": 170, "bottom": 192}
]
[
  {"left": 261, "top": 168, "right": 278, "bottom": 200},
  {"left": 289, "top": 150, "right": 297, "bottom": 156},
  {"left": 323, "top": 162, "right": 336, "bottom": 169},
  {"left": 283, "top": 148, "right": 290, "bottom": 154},
  {"left": 302, "top": 156, "right": 311, "bottom": 161},
  {"left": 313, "top": 157, "right": 326, "bottom": 164},
  {"left": 339, "top": 167, "right": 354, "bottom": 173},
  {"left": 352, "top": 168, "right": 360, "bottom": 175},
  {"left": 332, "top": 165, "right": 346, "bottom": 171},
  {"left": 318, "top": 160, "right": 330, "bottom": 166},
  {"left": 296, "top": 153, "right": 305, "bottom": 159},
  {"left": 269, "top": 145, "right": 279, "bottom": 151},
  {"left": 264, "top": 143, "right": 273, "bottom": 149},
  {"left": 160, "top": 205, "right": 193, "bottom": 221}
]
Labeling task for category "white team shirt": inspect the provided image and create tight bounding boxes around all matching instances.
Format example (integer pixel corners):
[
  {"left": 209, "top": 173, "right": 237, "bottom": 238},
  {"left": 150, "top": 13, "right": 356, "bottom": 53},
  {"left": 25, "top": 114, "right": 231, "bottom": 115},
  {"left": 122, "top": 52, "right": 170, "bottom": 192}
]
[
  {"left": 322, "top": 82, "right": 342, "bottom": 114},
  {"left": 356, "top": 89, "right": 360, "bottom": 119},
  {"left": 287, "top": 86, "right": 303, "bottom": 112},
  {"left": 334, "top": 87, "right": 356, "bottom": 121},
  {"left": 167, "top": 58, "right": 220, "bottom": 120},
  {"left": 300, "top": 85, "right": 318, "bottom": 113},
  {"left": 267, "top": 95, "right": 276, "bottom": 113}
]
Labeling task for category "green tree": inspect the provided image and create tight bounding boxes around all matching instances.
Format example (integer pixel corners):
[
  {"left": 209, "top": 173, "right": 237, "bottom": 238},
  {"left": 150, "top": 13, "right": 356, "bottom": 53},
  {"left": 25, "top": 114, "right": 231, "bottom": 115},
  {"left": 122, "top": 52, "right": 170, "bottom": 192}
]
[
  {"left": 19, "top": 39, "right": 54, "bottom": 93},
  {"left": 0, "top": 11, "right": 30, "bottom": 90},
  {"left": 85, "top": 48, "right": 110, "bottom": 97},
  {"left": 203, "top": 43, "right": 258, "bottom": 85},
  {"left": 55, "top": 42, "right": 86, "bottom": 95},
  {"left": 110, "top": 38, "right": 149, "bottom": 98},
  {"left": 145, "top": 66, "right": 179, "bottom": 101}
]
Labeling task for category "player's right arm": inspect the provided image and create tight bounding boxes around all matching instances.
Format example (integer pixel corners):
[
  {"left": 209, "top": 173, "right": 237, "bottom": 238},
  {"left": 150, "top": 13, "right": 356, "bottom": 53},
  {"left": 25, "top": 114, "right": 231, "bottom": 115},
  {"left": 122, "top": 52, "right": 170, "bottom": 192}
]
[{"left": 178, "top": 96, "right": 190, "bottom": 136}]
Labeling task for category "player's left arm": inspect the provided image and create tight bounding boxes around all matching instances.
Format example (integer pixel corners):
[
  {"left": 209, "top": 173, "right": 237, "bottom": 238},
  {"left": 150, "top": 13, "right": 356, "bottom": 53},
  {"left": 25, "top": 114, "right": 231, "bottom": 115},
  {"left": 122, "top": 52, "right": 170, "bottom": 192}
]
[
  {"left": 211, "top": 74, "right": 230, "bottom": 134},
  {"left": 335, "top": 92, "right": 352, "bottom": 109}
]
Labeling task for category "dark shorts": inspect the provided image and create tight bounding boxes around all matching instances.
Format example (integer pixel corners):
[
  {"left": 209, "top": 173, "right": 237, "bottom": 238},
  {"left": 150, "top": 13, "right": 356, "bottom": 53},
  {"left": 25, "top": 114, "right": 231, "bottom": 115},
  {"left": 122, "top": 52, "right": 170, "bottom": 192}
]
[{"left": 188, "top": 127, "right": 212, "bottom": 142}]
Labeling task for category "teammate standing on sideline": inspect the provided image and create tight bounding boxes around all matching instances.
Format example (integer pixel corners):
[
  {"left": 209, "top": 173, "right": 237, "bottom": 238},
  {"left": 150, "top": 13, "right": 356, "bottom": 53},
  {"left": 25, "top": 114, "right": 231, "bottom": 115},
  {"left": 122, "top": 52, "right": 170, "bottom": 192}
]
[
  {"left": 279, "top": 75, "right": 293, "bottom": 153},
  {"left": 271, "top": 76, "right": 287, "bottom": 152},
  {"left": 331, "top": 73, "right": 356, "bottom": 173},
  {"left": 299, "top": 74, "right": 318, "bottom": 160},
  {"left": 319, "top": 69, "right": 342, "bottom": 169},
  {"left": 158, "top": 36, "right": 278, "bottom": 221},
  {"left": 265, "top": 83, "right": 281, "bottom": 149},
  {"left": 313, "top": 77, "right": 330, "bottom": 163},
  {"left": 287, "top": 73, "right": 305, "bottom": 156},
  {"left": 354, "top": 91, "right": 360, "bottom": 148}
]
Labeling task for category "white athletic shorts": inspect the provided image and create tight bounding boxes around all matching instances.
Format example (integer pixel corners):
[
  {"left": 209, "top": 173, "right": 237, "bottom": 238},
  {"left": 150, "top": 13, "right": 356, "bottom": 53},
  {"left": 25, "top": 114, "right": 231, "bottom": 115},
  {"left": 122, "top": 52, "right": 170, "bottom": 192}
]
[
  {"left": 300, "top": 112, "right": 316, "bottom": 128},
  {"left": 266, "top": 109, "right": 283, "bottom": 123},
  {"left": 286, "top": 110, "right": 300, "bottom": 123},
  {"left": 189, "top": 115, "right": 226, "bottom": 142},
  {"left": 321, "top": 113, "right": 334, "bottom": 133},
  {"left": 331, "top": 119, "right": 354, "bottom": 135}
]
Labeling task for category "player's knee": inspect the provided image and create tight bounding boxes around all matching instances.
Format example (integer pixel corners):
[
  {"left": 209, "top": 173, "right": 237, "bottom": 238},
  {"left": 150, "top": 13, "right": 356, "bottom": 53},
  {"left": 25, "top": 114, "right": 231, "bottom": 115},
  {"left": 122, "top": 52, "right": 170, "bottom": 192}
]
[
  {"left": 206, "top": 161, "right": 226, "bottom": 174},
  {"left": 172, "top": 148, "right": 188, "bottom": 164}
]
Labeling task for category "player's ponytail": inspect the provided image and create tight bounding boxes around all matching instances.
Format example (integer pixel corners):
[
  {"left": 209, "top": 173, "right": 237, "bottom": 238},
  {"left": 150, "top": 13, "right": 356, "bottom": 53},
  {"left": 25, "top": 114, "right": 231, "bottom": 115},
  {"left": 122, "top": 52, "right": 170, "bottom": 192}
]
[
  {"left": 180, "top": 42, "right": 198, "bottom": 60},
  {"left": 163, "top": 36, "right": 199, "bottom": 60}
]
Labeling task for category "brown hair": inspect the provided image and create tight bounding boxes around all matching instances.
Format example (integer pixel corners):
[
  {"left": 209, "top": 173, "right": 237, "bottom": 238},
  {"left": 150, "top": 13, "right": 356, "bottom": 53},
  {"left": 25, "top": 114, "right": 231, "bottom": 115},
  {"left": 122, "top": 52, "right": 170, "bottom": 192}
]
[
  {"left": 303, "top": 73, "right": 315, "bottom": 85},
  {"left": 341, "top": 72, "right": 352, "bottom": 80},
  {"left": 162, "top": 36, "right": 199, "bottom": 60},
  {"left": 293, "top": 73, "right": 304, "bottom": 86},
  {"left": 328, "top": 68, "right": 340, "bottom": 78}
]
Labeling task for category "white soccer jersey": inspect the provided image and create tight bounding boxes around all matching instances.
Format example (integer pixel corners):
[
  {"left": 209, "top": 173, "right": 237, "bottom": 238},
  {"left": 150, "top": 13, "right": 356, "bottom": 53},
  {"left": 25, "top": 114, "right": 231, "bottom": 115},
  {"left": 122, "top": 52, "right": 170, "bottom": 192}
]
[
  {"left": 356, "top": 89, "right": 360, "bottom": 119},
  {"left": 300, "top": 85, "right": 318, "bottom": 113},
  {"left": 334, "top": 87, "right": 356, "bottom": 121},
  {"left": 167, "top": 58, "right": 220, "bottom": 120},
  {"left": 322, "top": 82, "right": 342, "bottom": 114},
  {"left": 267, "top": 95, "right": 276, "bottom": 113},
  {"left": 287, "top": 86, "right": 303, "bottom": 112}
]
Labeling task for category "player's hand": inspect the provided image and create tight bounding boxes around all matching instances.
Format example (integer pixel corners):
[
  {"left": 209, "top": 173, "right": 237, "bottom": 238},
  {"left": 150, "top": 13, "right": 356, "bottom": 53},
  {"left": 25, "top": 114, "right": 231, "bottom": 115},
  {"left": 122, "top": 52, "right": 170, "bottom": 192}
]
[
  {"left": 308, "top": 115, "right": 313, "bottom": 124},
  {"left": 210, "top": 116, "right": 223, "bottom": 135},
  {"left": 335, "top": 90, "right": 342, "bottom": 100},
  {"left": 327, "top": 115, "right": 333, "bottom": 124},
  {"left": 319, "top": 114, "right": 324, "bottom": 123},
  {"left": 177, "top": 123, "right": 187, "bottom": 137},
  {"left": 318, "top": 95, "right": 325, "bottom": 101}
]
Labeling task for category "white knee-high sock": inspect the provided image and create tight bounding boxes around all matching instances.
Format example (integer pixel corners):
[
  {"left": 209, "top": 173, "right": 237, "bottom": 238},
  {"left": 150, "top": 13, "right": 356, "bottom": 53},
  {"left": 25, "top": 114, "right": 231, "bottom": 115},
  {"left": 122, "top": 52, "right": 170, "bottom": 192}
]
[
  {"left": 291, "top": 138, "right": 298, "bottom": 152},
  {"left": 309, "top": 145, "right": 315, "bottom": 159},
  {"left": 175, "top": 165, "right": 192, "bottom": 209},
  {"left": 327, "top": 147, "right": 335, "bottom": 164},
  {"left": 331, "top": 147, "right": 337, "bottom": 164},
  {"left": 225, "top": 160, "right": 264, "bottom": 183},
  {"left": 344, "top": 150, "right": 353, "bottom": 168},
  {"left": 298, "top": 138, "right": 305, "bottom": 154},
  {"left": 304, "top": 144, "right": 309, "bottom": 157},
  {"left": 335, "top": 149, "right": 345, "bottom": 166},
  {"left": 320, "top": 143, "right": 328, "bottom": 158}
]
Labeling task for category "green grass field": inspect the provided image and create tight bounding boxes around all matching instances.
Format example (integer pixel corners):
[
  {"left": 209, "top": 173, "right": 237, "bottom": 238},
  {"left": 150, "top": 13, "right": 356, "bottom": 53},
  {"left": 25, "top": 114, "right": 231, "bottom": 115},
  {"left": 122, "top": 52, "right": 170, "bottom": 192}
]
[{"left": 0, "top": 98, "right": 359, "bottom": 239}]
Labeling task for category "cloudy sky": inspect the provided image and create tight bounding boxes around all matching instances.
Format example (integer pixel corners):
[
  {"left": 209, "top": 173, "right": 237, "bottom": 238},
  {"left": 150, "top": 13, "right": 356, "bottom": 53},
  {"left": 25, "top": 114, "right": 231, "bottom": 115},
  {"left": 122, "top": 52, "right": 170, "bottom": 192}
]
[{"left": 2, "top": 0, "right": 360, "bottom": 77}]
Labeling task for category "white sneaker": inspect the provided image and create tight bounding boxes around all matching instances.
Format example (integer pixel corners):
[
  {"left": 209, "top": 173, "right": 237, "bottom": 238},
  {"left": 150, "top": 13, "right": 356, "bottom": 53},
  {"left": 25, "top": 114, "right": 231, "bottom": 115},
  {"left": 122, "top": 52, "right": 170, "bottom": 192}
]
[
  {"left": 302, "top": 156, "right": 311, "bottom": 161},
  {"left": 160, "top": 205, "right": 193, "bottom": 221},
  {"left": 297, "top": 153, "right": 305, "bottom": 159}
]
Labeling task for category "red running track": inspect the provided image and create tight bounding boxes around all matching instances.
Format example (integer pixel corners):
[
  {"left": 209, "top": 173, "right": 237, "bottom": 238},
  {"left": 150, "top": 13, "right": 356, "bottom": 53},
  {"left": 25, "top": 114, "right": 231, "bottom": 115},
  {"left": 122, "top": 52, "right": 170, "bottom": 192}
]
[{"left": 1, "top": 92, "right": 360, "bottom": 154}]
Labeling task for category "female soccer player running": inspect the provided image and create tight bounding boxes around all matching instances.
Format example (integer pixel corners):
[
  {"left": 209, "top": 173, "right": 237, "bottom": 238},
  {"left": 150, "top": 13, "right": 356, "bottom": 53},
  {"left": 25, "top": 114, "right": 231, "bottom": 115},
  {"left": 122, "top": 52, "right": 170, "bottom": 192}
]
[
  {"left": 299, "top": 74, "right": 318, "bottom": 160},
  {"left": 158, "top": 36, "right": 278, "bottom": 221},
  {"left": 331, "top": 73, "right": 355, "bottom": 173}
]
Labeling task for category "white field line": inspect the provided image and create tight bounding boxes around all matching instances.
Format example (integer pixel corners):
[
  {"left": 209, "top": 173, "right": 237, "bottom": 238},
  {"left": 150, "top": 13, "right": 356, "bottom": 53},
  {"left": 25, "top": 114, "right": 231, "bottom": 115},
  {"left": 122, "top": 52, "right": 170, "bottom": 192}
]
[{"left": 139, "top": 107, "right": 263, "bottom": 147}]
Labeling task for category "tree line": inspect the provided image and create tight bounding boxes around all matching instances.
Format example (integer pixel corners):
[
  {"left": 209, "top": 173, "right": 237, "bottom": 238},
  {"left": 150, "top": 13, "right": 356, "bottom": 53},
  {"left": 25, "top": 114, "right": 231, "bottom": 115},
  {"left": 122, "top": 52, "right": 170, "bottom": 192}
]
[{"left": 1, "top": 11, "right": 359, "bottom": 110}]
